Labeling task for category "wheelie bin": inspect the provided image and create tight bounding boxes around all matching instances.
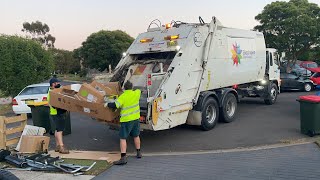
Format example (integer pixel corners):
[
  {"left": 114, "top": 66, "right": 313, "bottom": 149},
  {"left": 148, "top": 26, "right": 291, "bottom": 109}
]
[
  {"left": 27, "top": 101, "right": 71, "bottom": 135},
  {"left": 297, "top": 95, "right": 320, "bottom": 137}
]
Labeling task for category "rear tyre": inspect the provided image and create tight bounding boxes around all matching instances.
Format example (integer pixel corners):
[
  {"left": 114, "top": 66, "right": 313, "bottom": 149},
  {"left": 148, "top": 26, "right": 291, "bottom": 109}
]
[
  {"left": 201, "top": 97, "right": 219, "bottom": 131},
  {"left": 220, "top": 93, "right": 237, "bottom": 123},
  {"left": 264, "top": 83, "right": 278, "bottom": 105},
  {"left": 303, "top": 83, "right": 312, "bottom": 92}
]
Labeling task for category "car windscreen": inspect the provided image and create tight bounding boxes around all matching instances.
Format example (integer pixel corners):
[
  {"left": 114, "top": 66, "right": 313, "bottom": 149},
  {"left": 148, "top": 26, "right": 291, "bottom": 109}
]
[
  {"left": 19, "top": 86, "right": 49, "bottom": 95},
  {"left": 307, "top": 63, "right": 318, "bottom": 68},
  {"left": 312, "top": 73, "right": 320, "bottom": 78}
]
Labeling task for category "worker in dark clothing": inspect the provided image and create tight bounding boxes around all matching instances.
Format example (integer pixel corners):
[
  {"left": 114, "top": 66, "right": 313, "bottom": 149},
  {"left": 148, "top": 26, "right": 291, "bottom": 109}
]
[
  {"left": 105, "top": 81, "right": 142, "bottom": 165},
  {"left": 48, "top": 78, "right": 69, "bottom": 154}
]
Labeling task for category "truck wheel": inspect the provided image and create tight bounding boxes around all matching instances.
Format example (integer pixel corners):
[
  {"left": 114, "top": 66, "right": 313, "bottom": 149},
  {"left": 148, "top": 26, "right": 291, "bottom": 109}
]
[
  {"left": 201, "top": 97, "right": 219, "bottom": 131},
  {"left": 303, "top": 83, "right": 312, "bottom": 92},
  {"left": 0, "top": 170, "right": 19, "bottom": 180},
  {"left": 220, "top": 93, "right": 237, "bottom": 123},
  {"left": 264, "top": 83, "right": 278, "bottom": 105}
]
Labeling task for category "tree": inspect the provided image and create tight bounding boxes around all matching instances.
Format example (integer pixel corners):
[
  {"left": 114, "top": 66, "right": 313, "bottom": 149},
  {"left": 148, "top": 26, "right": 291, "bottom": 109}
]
[
  {"left": 0, "top": 35, "right": 54, "bottom": 96},
  {"left": 254, "top": 0, "right": 320, "bottom": 65},
  {"left": 22, "top": 21, "right": 56, "bottom": 48},
  {"left": 76, "top": 30, "right": 134, "bottom": 71},
  {"left": 50, "top": 49, "right": 81, "bottom": 74}
]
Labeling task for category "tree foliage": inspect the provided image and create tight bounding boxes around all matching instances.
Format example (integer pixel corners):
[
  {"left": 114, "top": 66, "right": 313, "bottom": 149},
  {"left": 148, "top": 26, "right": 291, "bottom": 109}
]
[
  {"left": 50, "top": 48, "right": 81, "bottom": 74},
  {"left": 0, "top": 35, "right": 54, "bottom": 96},
  {"left": 254, "top": 0, "right": 320, "bottom": 63},
  {"left": 76, "top": 30, "right": 134, "bottom": 71},
  {"left": 22, "top": 21, "right": 56, "bottom": 48}
]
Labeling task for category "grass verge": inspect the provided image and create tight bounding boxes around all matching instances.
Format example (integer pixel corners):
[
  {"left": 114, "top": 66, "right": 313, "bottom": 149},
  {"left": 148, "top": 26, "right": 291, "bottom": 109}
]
[
  {"left": 315, "top": 137, "right": 320, "bottom": 148},
  {"left": 61, "top": 158, "right": 111, "bottom": 175},
  {"left": 0, "top": 158, "right": 111, "bottom": 176}
]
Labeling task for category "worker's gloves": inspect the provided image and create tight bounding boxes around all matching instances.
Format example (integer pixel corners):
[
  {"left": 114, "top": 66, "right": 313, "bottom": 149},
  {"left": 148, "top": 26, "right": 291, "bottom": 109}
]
[{"left": 104, "top": 102, "right": 109, "bottom": 108}]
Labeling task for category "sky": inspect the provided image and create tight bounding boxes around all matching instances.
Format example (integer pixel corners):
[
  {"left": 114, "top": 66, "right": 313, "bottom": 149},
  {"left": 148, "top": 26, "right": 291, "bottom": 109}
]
[{"left": 1, "top": 0, "right": 319, "bottom": 51}]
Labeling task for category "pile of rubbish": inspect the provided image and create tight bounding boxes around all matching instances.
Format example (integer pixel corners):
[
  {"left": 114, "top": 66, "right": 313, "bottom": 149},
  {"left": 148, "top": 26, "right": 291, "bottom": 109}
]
[{"left": 0, "top": 149, "right": 95, "bottom": 176}]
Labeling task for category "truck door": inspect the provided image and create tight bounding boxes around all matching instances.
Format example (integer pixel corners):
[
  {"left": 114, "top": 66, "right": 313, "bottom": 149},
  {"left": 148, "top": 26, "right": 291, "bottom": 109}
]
[{"left": 268, "top": 51, "right": 280, "bottom": 80}]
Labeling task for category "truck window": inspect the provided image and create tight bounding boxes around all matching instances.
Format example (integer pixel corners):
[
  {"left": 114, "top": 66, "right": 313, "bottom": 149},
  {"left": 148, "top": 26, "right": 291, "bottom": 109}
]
[
  {"left": 269, "top": 52, "right": 273, "bottom": 66},
  {"left": 273, "top": 52, "right": 279, "bottom": 66}
]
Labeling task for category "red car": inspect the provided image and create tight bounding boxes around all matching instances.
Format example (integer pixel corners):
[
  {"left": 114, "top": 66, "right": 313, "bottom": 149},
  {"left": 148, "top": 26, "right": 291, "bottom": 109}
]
[
  {"left": 300, "top": 61, "right": 320, "bottom": 73},
  {"left": 311, "top": 72, "right": 320, "bottom": 85}
]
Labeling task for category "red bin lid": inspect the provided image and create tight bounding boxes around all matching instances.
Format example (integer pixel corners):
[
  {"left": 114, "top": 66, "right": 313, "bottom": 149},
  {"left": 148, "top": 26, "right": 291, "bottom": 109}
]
[{"left": 299, "top": 95, "right": 320, "bottom": 103}]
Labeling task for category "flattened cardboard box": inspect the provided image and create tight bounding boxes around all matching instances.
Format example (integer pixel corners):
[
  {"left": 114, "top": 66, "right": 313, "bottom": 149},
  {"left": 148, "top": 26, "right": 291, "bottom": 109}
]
[
  {"left": 73, "top": 100, "right": 120, "bottom": 121},
  {"left": 49, "top": 87, "right": 79, "bottom": 112},
  {"left": 19, "top": 135, "right": 50, "bottom": 153},
  {"left": 49, "top": 84, "right": 120, "bottom": 122},
  {"left": 91, "top": 81, "right": 122, "bottom": 96},
  {"left": 78, "top": 83, "right": 106, "bottom": 103}
]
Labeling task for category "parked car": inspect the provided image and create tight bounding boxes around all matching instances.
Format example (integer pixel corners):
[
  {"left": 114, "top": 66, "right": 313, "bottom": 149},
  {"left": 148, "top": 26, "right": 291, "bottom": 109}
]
[
  {"left": 280, "top": 73, "right": 315, "bottom": 92},
  {"left": 310, "top": 72, "right": 320, "bottom": 85},
  {"left": 12, "top": 83, "right": 50, "bottom": 114},
  {"left": 280, "top": 61, "right": 312, "bottom": 77},
  {"left": 291, "top": 64, "right": 312, "bottom": 77},
  {"left": 300, "top": 61, "right": 320, "bottom": 73}
]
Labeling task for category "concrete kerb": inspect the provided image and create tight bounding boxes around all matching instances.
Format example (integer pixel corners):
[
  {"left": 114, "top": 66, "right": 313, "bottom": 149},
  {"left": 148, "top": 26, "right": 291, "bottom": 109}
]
[
  {"left": 54, "top": 138, "right": 320, "bottom": 161},
  {"left": 126, "top": 139, "right": 319, "bottom": 157}
]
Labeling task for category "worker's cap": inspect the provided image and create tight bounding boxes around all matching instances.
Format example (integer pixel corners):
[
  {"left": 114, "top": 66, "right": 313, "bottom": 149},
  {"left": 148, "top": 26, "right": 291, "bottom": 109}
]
[{"left": 49, "top": 78, "right": 61, "bottom": 86}]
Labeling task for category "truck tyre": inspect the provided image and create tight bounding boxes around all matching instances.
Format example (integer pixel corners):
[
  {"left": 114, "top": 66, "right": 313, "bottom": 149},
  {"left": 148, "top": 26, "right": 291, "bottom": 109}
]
[
  {"left": 201, "top": 97, "right": 219, "bottom": 131},
  {"left": 264, "top": 83, "right": 278, "bottom": 105},
  {"left": 220, "top": 93, "right": 237, "bottom": 123},
  {"left": 303, "top": 83, "right": 312, "bottom": 92},
  {"left": 0, "top": 170, "right": 19, "bottom": 180}
]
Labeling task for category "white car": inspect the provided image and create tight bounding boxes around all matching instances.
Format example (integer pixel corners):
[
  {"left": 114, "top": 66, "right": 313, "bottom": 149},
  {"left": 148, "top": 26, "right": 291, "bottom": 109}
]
[{"left": 12, "top": 83, "right": 50, "bottom": 114}]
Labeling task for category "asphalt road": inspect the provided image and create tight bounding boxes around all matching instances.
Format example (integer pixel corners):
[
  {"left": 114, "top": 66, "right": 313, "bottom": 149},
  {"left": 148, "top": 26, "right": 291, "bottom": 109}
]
[{"left": 37, "top": 91, "right": 314, "bottom": 153}]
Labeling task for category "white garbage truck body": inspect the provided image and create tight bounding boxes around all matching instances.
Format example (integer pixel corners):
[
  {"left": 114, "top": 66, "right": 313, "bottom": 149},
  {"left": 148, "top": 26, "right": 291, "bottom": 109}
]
[{"left": 110, "top": 17, "right": 281, "bottom": 131}]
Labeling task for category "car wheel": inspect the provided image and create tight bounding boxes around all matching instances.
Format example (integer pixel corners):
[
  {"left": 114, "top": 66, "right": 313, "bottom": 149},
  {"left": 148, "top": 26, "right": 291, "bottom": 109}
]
[
  {"left": 264, "top": 83, "right": 278, "bottom": 105},
  {"left": 303, "top": 83, "right": 312, "bottom": 92},
  {"left": 220, "top": 93, "right": 237, "bottom": 123},
  {"left": 201, "top": 97, "right": 219, "bottom": 131}
]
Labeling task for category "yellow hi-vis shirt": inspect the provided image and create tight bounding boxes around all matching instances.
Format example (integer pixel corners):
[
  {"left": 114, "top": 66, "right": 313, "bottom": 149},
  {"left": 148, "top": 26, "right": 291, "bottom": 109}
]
[
  {"left": 115, "top": 89, "right": 141, "bottom": 122},
  {"left": 47, "top": 89, "right": 57, "bottom": 115}
]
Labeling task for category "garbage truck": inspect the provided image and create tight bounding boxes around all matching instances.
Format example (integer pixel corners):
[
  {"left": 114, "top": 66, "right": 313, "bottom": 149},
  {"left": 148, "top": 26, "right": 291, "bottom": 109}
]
[{"left": 109, "top": 17, "right": 281, "bottom": 131}]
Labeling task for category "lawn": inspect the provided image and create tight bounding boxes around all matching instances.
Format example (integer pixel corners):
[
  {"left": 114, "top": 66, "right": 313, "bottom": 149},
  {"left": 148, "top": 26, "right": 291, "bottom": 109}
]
[
  {"left": 0, "top": 104, "right": 12, "bottom": 115},
  {"left": 56, "top": 74, "right": 89, "bottom": 82}
]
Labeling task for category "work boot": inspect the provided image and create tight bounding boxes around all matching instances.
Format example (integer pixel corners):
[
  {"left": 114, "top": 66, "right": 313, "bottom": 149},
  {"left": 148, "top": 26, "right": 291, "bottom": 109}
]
[
  {"left": 59, "top": 146, "right": 70, "bottom": 154},
  {"left": 136, "top": 151, "right": 142, "bottom": 159},
  {"left": 113, "top": 156, "right": 127, "bottom": 165},
  {"left": 55, "top": 145, "right": 60, "bottom": 152}
]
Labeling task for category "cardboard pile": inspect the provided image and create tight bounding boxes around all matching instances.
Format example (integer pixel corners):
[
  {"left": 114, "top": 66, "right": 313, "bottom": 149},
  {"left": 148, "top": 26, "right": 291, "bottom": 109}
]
[
  {"left": 19, "top": 135, "right": 50, "bottom": 153},
  {"left": 49, "top": 81, "right": 121, "bottom": 121},
  {"left": 16, "top": 125, "right": 49, "bottom": 153}
]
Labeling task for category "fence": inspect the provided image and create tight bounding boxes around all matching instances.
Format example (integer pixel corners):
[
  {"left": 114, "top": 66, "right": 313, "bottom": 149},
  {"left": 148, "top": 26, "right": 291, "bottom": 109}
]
[{"left": 0, "top": 114, "right": 27, "bottom": 149}]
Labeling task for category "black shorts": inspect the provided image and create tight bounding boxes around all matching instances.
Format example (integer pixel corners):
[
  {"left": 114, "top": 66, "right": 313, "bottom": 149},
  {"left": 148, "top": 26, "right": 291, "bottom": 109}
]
[
  {"left": 119, "top": 120, "right": 140, "bottom": 139},
  {"left": 50, "top": 114, "right": 66, "bottom": 132}
]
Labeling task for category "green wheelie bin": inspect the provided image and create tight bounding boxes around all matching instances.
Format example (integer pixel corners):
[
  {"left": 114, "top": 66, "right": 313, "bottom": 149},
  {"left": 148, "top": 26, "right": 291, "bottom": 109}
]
[
  {"left": 298, "top": 95, "right": 320, "bottom": 137},
  {"left": 27, "top": 101, "right": 71, "bottom": 135}
]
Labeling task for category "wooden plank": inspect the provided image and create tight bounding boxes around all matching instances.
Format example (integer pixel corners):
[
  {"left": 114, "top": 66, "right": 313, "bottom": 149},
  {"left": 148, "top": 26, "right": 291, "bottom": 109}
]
[
  {"left": 21, "top": 119, "right": 27, "bottom": 130},
  {"left": 0, "top": 116, "right": 5, "bottom": 149},
  {"left": 6, "top": 137, "right": 20, "bottom": 147},
  {"left": 4, "top": 114, "right": 27, "bottom": 124},
  {"left": 5, "top": 126, "right": 24, "bottom": 135}
]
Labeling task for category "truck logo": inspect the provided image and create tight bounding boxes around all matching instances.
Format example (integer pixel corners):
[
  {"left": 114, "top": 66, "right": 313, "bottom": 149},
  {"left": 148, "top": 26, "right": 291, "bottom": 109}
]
[
  {"left": 231, "top": 43, "right": 242, "bottom": 66},
  {"left": 194, "top": 32, "right": 203, "bottom": 47}
]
